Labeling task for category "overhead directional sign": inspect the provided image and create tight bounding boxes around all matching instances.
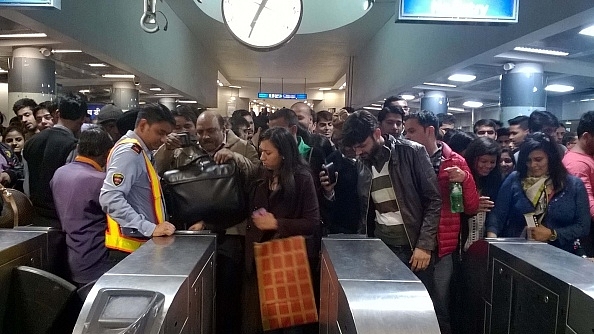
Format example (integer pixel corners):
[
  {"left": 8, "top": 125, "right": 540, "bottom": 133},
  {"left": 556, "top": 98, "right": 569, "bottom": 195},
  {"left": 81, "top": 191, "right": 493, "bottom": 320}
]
[
  {"left": 398, "top": 0, "right": 518, "bottom": 23},
  {"left": 258, "top": 92, "right": 307, "bottom": 100}
]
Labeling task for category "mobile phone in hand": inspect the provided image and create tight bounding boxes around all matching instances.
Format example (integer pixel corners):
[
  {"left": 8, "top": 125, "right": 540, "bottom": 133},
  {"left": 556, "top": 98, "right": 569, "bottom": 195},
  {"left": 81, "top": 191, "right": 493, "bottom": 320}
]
[
  {"left": 178, "top": 132, "right": 191, "bottom": 147},
  {"left": 323, "top": 162, "right": 337, "bottom": 184}
]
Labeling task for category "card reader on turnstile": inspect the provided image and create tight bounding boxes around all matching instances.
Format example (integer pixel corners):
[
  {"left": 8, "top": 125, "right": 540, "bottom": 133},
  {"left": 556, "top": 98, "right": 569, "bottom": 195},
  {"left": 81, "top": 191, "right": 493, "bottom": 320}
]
[{"left": 82, "top": 288, "right": 165, "bottom": 334}]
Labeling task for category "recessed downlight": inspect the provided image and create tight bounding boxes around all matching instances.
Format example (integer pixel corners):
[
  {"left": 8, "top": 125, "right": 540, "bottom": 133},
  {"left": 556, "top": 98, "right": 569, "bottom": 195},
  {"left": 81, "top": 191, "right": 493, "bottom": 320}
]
[
  {"left": 149, "top": 87, "right": 162, "bottom": 91},
  {"left": 102, "top": 74, "right": 135, "bottom": 79},
  {"left": 579, "top": 25, "right": 594, "bottom": 37},
  {"left": 513, "top": 47, "right": 569, "bottom": 56},
  {"left": 463, "top": 101, "right": 483, "bottom": 108},
  {"left": 400, "top": 94, "right": 415, "bottom": 100},
  {"left": 0, "top": 33, "right": 47, "bottom": 38},
  {"left": 423, "top": 82, "right": 457, "bottom": 88},
  {"left": 88, "top": 63, "right": 108, "bottom": 67},
  {"left": 545, "top": 84, "right": 574, "bottom": 93},
  {"left": 52, "top": 49, "right": 83, "bottom": 53},
  {"left": 448, "top": 74, "right": 476, "bottom": 82}
]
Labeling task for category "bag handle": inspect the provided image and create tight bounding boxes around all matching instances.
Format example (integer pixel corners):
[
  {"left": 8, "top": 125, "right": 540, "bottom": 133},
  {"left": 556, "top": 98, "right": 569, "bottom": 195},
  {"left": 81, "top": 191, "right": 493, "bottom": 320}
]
[
  {"left": 0, "top": 184, "right": 20, "bottom": 227},
  {"left": 186, "top": 154, "right": 212, "bottom": 165}
]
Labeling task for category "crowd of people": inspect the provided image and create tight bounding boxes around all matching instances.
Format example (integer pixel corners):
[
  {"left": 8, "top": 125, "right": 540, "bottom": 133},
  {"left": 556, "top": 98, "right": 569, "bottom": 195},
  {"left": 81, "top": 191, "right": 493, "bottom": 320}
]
[{"left": 0, "top": 94, "right": 593, "bottom": 334}]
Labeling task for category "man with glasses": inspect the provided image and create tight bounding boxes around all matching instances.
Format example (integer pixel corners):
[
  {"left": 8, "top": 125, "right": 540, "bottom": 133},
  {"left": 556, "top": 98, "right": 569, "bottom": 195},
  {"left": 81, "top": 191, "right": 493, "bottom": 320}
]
[{"left": 473, "top": 119, "right": 497, "bottom": 140}]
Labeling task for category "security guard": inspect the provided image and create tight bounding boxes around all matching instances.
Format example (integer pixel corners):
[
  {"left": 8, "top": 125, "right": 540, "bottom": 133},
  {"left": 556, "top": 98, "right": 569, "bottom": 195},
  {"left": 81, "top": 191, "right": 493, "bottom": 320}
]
[{"left": 100, "top": 103, "right": 176, "bottom": 253}]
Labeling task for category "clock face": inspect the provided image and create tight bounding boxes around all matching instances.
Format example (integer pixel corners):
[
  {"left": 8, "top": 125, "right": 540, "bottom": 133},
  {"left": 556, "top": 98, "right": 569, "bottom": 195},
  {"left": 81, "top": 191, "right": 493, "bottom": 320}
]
[{"left": 222, "top": 0, "right": 303, "bottom": 51}]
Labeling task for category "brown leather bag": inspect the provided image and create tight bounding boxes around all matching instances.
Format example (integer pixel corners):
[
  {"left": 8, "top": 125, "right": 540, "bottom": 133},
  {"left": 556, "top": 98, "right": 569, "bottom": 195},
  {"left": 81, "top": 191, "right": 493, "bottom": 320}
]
[{"left": 0, "top": 185, "right": 35, "bottom": 228}]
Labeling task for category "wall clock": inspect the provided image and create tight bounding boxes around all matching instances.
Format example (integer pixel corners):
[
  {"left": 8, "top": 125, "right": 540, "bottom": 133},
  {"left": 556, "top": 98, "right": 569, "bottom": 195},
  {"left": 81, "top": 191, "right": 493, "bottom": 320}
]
[{"left": 222, "top": 0, "right": 303, "bottom": 51}]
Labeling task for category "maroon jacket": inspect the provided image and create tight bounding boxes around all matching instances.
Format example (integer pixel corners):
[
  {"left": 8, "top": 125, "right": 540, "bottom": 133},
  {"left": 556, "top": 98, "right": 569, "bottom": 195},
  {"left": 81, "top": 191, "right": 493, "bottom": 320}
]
[
  {"left": 245, "top": 169, "right": 320, "bottom": 271},
  {"left": 437, "top": 142, "right": 480, "bottom": 258}
]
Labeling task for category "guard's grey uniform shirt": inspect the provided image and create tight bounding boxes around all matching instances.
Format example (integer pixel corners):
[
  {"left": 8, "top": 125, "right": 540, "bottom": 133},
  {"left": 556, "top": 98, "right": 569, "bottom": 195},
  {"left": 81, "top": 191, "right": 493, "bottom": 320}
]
[{"left": 100, "top": 130, "right": 164, "bottom": 237}]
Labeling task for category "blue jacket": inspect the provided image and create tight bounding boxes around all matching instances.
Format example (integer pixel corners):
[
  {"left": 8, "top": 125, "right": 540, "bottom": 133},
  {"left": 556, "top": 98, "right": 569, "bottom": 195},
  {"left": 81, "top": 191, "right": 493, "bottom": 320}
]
[{"left": 486, "top": 171, "right": 590, "bottom": 252}]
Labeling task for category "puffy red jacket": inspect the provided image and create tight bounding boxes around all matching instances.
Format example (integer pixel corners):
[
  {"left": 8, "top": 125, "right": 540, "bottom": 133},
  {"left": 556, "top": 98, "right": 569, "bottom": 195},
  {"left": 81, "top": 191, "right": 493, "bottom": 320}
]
[{"left": 436, "top": 142, "right": 480, "bottom": 258}]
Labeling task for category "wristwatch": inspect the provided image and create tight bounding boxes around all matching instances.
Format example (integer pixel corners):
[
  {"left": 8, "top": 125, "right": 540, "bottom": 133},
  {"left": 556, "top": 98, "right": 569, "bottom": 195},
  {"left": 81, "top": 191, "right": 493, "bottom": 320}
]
[{"left": 548, "top": 229, "right": 558, "bottom": 242}]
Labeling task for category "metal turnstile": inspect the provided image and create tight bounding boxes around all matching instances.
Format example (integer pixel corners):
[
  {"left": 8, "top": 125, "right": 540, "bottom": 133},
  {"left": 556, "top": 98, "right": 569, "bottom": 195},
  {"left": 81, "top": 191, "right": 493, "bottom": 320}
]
[
  {"left": 74, "top": 234, "right": 216, "bottom": 334},
  {"left": 319, "top": 236, "right": 440, "bottom": 334},
  {"left": 0, "top": 228, "right": 48, "bottom": 330},
  {"left": 468, "top": 238, "right": 594, "bottom": 334}
]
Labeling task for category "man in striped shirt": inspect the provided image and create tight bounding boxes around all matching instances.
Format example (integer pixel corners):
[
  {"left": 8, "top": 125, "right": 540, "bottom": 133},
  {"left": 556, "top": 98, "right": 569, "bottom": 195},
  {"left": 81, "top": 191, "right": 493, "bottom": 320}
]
[{"left": 342, "top": 110, "right": 441, "bottom": 285}]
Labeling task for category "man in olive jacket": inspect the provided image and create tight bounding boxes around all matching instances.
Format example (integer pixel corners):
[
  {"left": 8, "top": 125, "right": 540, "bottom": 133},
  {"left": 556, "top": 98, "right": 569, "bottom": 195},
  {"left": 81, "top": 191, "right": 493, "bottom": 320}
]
[{"left": 341, "top": 110, "right": 441, "bottom": 283}]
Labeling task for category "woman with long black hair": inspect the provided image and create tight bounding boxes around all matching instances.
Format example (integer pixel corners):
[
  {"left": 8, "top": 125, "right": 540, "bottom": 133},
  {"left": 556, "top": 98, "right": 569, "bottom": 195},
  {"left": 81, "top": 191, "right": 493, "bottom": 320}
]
[
  {"left": 462, "top": 137, "right": 502, "bottom": 250},
  {"left": 486, "top": 132, "right": 590, "bottom": 252},
  {"left": 243, "top": 127, "right": 320, "bottom": 333}
]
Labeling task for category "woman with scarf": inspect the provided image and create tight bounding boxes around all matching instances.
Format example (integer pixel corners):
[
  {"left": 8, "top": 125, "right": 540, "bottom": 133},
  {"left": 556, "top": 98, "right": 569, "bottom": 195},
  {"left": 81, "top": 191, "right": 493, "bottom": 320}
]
[{"left": 486, "top": 132, "right": 590, "bottom": 253}]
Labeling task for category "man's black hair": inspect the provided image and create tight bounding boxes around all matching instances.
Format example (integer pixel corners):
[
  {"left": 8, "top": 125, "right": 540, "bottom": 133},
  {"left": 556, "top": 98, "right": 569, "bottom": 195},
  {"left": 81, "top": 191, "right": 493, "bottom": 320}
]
[
  {"left": 342, "top": 110, "right": 378, "bottom": 147},
  {"left": 490, "top": 119, "right": 504, "bottom": 129},
  {"left": 406, "top": 110, "right": 439, "bottom": 137},
  {"left": 56, "top": 94, "right": 88, "bottom": 121},
  {"left": 508, "top": 115, "right": 529, "bottom": 129},
  {"left": 378, "top": 105, "right": 405, "bottom": 123},
  {"left": 528, "top": 110, "right": 558, "bottom": 133},
  {"left": 316, "top": 110, "right": 333, "bottom": 123},
  {"left": 78, "top": 127, "right": 114, "bottom": 157},
  {"left": 577, "top": 111, "right": 594, "bottom": 138},
  {"left": 382, "top": 96, "right": 404, "bottom": 109},
  {"left": 268, "top": 108, "right": 299, "bottom": 127},
  {"left": 12, "top": 98, "right": 37, "bottom": 115},
  {"left": 437, "top": 113, "right": 456, "bottom": 126},
  {"left": 232, "top": 109, "right": 251, "bottom": 118},
  {"left": 117, "top": 108, "right": 140, "bottom": 134},
  {"left": 34, "top": 100, "right": 58, "bottom": 115},
  {"left": 497, "top": 127, "right": 510, "bottom": 137},
  {"left": 136, "top": 103, "right": 175, "bottom": 127},
  {"left": 229, "top": 115, "right": 250, "bottom": 136},
  {"left": 473, "top": 119, "right": 497, "bottom": 133},
  {"left": 172, "top": 105, "right": 197, "bottom": 125}
]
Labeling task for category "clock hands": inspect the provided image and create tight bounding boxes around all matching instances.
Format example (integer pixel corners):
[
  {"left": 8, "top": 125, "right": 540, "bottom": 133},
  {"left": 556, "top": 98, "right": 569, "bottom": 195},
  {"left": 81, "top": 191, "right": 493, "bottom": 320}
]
[{"left": 248, "top": 0, "right": 269, "bottom": 38}]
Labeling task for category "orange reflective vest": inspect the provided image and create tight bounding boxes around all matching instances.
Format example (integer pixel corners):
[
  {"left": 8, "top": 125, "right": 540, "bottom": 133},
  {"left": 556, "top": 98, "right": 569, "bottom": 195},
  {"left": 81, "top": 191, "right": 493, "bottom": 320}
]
[{"left": 105, "top": 138, "right": 165, "bottom": 253}]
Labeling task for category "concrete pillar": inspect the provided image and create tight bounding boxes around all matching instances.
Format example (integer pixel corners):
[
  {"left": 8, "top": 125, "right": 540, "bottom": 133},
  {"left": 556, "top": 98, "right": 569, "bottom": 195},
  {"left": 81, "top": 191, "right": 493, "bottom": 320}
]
[
  {"left": 111, "top": 82, "right": 138, "bottom": 111},
  {"left": 500, "top": 63, "right": 546, "bottom": 123},
  {"left": 421, "top": 90, "right": 447, "bottom": 115},
  {"left": 8, "top": 47, "right": 56, "bottom": 110}
]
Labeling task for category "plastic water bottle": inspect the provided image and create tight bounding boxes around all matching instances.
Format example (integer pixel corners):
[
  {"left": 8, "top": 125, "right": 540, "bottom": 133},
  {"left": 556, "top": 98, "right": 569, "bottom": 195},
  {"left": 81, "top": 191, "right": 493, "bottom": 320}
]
[{"left": 450, "top": 182, "right": 464, "bottom": 213}]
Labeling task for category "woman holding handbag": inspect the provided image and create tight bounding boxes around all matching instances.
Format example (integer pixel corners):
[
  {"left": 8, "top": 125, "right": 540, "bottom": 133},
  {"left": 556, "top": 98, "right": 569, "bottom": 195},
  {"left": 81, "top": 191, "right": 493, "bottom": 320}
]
[{"left": 244, "top": 127, "right": 320, "bottom": 333}]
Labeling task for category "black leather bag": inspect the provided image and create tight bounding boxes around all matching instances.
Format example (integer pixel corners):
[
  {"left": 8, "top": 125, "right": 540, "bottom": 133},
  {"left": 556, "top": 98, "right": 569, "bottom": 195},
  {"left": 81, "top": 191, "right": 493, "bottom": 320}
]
[{"left": 161, "top": 155, "right": 247, "bottom": 230}]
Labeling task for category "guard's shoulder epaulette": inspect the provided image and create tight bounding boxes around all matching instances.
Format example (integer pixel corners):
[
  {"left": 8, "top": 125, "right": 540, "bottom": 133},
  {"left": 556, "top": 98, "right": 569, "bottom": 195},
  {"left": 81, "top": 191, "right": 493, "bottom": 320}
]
[{"left": 130, "top": 143, "right": 142, "bottom": 154}]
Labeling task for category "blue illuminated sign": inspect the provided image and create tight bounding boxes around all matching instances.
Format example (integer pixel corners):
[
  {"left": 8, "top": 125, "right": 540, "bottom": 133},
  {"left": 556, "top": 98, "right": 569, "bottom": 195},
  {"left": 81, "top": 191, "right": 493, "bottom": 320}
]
[
  {"left": 258, "top": 92, "right": 308, "bottom": 100},
  {"left": 0, "top": 0, "right": 60, "bottom": 8},
  {"left": 398, "top": 0, "right": 518, "bottom": 23}
]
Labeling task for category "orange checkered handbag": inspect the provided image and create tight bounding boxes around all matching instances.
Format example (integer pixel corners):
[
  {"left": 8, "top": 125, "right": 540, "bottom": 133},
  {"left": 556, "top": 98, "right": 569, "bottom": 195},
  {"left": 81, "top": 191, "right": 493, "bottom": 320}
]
[{"left": 254, "top": 236, "right": 318, "bottom": 331}]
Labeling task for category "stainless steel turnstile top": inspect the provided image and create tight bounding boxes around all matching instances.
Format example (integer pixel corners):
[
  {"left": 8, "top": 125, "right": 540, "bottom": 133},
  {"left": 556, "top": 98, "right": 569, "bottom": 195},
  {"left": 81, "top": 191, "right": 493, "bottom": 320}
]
[
  {"left": 322, "top": 238, "right": 419, "bottom": 282},
  {"left": 491, "top": 240, "right": 594, "bottom": 297},
  {"left": 0, "top": 229, "right": 45, "bottom": 253}
]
